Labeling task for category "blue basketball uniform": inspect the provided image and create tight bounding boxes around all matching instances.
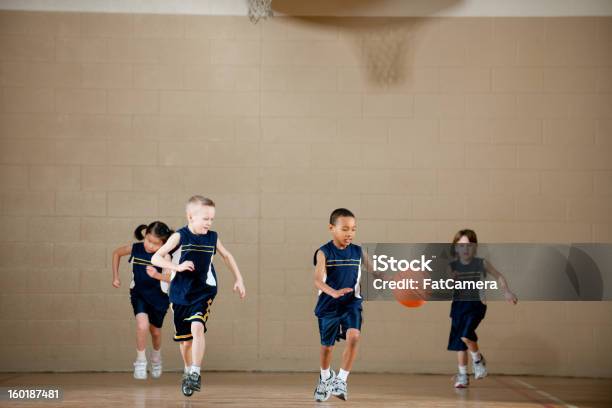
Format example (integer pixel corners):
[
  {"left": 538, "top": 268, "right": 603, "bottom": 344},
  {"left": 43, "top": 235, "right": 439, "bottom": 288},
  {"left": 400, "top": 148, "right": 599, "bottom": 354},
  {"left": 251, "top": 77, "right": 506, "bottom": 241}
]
[
  {"left": 447, "top": 257, "right": 488, "bottom": 351},
  {"left": 170, "top": 226, "right": 218, "bottom": 342},
  {"left": 128, "top": 242, "right": 169, "bottom": 328},
  {"left": 314, "top": 241, "right": 363, "bottom": 346}
]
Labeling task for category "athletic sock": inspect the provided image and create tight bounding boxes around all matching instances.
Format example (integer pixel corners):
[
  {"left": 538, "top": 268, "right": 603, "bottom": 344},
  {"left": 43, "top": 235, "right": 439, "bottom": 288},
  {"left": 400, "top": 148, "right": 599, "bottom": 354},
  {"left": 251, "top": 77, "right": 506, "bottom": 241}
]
[
  {"left": 320, "top": 367, "right": 331, "bottom": 381},
  {"left": 136, "top": 349, "right": 146, "bottom": 362},
  {"left": 470, "top": 350, "right": 481, "bottom": 363},
  {"left": 151, "top": 348, "right": 161, "bottom": 363},
  {"left": 338, "top": 369, "right": 349, "bottom": 381},
  {"left": 458, "top": 365, "right": 468, "bottom": 375},
  {"left": 190, "top": 365, "right": 201, "bottom": 376}
]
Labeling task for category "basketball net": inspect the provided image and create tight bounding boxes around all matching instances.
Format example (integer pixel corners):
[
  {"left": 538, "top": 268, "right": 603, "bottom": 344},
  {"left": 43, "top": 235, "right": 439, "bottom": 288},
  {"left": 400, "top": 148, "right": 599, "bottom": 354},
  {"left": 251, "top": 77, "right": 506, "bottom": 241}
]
[
  {"left": 362, "top": 22, "right": 409, "bottom": 86},
  {"left": 248, "top": 0, "right": 273, "bottom": 24}
]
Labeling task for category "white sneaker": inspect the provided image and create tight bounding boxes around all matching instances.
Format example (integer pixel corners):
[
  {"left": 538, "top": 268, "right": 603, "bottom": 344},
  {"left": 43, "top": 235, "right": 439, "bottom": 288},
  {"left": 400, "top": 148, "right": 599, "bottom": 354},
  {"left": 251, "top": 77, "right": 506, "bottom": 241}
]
[
  {"left": 151, "top": 360, "right": 162, "bottom": 379},
  {"left": 331, "top": 377, "right": 348, "bottom": 400},
  {"left": 454, "top": 373, "right": 469, "bottom": 388},
  {"left": 133, "top": 360, "right": 147, "bottom": 380},
  {"left": 473, "top": 355, "right": 487, "bottom": 379},
  {"left": 314, "top": 370, "right": 336, "bottom": 402}
]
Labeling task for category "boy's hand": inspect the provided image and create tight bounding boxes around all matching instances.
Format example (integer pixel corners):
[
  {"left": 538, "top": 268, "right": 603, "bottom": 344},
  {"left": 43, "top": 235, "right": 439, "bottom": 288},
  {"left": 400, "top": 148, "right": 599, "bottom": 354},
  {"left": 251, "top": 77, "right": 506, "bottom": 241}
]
[
  {"left": 177, "top": 261, "right": 195, "bottom": 272},
  {"left": 233, "top": 279, "right": 246, "bottom": 299},
  {"left": 146, "top": 266, "right": 158, "bottom": 279},
  {"left": 331, "top": 288, "right": 353, "bottom": 299},
  {"left": 112, "top": 279, "right": 121, "bottom": 288},
  {"left": 504, "top": 290, "right": 518, "bottom": 305}
]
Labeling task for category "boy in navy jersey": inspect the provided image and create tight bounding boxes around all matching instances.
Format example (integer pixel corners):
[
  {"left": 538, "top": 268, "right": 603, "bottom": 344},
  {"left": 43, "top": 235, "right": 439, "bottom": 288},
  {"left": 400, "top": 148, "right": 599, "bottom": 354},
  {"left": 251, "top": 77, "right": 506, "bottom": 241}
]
[
  {"left": 313, "top": 208, "right": 364, "bottom": 402},
  {"left": 152, "top": 196, "right": 246, "bottom": 397}
]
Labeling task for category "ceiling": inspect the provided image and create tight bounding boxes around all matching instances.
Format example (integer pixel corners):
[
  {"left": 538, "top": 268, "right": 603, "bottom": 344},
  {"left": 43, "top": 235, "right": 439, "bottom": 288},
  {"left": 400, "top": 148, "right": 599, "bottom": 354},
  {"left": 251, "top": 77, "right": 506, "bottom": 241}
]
[{"left": 0, "top": 0, "right": 611, "bottom": 16}]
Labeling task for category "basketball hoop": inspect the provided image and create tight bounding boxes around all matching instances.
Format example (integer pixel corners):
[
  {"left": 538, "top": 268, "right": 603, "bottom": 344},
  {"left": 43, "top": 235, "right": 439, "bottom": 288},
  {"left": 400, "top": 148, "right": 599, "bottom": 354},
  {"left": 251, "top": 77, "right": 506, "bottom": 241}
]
[{"left": 247, "top": 0, "right": 273, "bottom": 24}]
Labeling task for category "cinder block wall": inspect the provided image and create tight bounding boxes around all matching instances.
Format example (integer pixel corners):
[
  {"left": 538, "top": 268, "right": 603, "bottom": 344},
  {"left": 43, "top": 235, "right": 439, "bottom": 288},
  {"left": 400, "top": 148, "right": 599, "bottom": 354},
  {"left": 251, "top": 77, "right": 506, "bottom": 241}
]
[{"left": 0, "top": 11, "right": 611, "bottom": 376}]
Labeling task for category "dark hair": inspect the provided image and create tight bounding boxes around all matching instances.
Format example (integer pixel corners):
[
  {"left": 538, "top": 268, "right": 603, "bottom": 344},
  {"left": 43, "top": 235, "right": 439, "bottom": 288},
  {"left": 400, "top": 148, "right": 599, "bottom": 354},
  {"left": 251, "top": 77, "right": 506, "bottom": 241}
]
[
  {"left": 134, "top": 221, "right": 174, "bottom": 243},
  {"left": 329, "top": 208, "right": 355, "bottom": 225},
  {"left": 450, "top": 228, "right": 478, "bottom": 257}
]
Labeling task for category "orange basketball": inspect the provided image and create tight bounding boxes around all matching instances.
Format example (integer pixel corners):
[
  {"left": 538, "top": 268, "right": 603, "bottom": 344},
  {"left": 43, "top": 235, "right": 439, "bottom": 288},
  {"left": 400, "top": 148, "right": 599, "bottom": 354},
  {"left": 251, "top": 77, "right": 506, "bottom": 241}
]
[
  {"left": 390, "top": 269, "right": 431, "bottom": 308},
  {"left": 397, "top": 298, "right": 426, "bottom": 308}
]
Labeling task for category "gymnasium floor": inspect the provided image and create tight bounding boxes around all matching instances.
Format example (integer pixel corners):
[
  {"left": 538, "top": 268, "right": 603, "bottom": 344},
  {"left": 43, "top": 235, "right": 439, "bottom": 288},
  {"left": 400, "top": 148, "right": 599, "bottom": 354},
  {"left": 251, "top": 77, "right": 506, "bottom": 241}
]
[{"left": 1, "top": 372, "right": 611, "bottom": 408}]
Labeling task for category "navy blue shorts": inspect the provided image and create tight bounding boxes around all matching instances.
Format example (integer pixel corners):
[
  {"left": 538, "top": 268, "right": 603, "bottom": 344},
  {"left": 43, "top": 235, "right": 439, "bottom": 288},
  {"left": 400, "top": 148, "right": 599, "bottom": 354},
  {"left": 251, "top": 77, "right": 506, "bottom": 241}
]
[
  {"left": 448, "top": 302, "right": 487, "bottom": 351},
  {"left": 317, "top": 307, "right": 362, "bottom": 346},
  {"left": 171, "top": 295, "right": 215, "bottom": 342},
  {"left": 130, "top": 292, "right": 168, "bottom": 329}
]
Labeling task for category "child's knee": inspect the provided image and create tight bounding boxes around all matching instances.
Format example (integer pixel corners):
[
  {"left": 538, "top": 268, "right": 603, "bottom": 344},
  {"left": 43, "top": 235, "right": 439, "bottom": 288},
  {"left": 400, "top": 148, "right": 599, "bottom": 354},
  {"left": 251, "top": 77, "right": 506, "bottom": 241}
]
[
  {"left": 460, "top": 337, "right": 474, "bottom": 345},
  {"left": 149, "top": 326, "right": 161, "bottom": 337},
  {"left": 136, "top": 320, "right": 149, "bottom": 332},
  {"left": 346, "top": 330, "right": 360, "bottom": 346},
  {"left": 191, "top": 322, "right": 205, "bottom": 336},
  {"left": 321, "top": 345, "right": 334, "bottom": 353}
]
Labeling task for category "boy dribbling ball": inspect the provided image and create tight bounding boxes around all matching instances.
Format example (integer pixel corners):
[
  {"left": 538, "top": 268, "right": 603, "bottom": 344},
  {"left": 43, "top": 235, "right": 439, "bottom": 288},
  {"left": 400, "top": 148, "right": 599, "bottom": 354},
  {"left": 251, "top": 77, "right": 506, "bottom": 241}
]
[{"left": 313, "top": 208, "right": 364, "bottom": 402}]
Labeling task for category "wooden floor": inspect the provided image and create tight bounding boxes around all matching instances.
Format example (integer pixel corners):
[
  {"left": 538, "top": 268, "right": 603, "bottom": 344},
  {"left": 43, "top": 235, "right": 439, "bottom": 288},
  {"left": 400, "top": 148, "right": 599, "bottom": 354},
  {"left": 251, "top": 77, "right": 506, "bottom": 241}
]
[{"left": 1, "top": 372, "right": 611, "bottom": 407}]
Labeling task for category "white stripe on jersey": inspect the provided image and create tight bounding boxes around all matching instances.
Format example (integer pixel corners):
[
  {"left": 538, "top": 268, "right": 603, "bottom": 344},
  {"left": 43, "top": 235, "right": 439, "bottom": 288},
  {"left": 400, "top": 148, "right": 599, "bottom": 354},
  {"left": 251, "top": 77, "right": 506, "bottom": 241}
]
[
  {"left": 206, "top": 259, "right": 217, "bottom": 286},
  {"left": 354, "top": 263, "right": 362, "bottom": 299}
]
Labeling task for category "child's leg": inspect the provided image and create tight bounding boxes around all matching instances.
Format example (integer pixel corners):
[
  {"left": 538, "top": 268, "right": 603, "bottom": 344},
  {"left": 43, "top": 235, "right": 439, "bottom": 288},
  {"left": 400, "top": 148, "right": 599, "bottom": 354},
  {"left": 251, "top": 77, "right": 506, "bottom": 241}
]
[
  {"left": 320, "top": 345, "right": 334, "bottom": 370},
  {"left": 457, "top": 350, "right": 468, "bottom": 367},
  {"left": 149, "top": 325, "right": 163, "bottom": 373},
  {"left": 315, "top": 344, "right": 335, "bottom": 401},
  {"left": 334, "top": 307, "right": 362, "bottom": 384},
  {"left": 461, "top": 337, "right": 482, "bottom": 361},
  {"left": 135, "top": 313, "right": 149, "bottom": 358},
  {"left": 180, "top": 340, "right": 193, "bottom": 369},
  {"left": 461, "top": 337, "right": 479, "bottom": 352},
  {"left": 340, "top": 328, "right": 360, "bottom": 372},
  {"left": 462, "top": 335, "right": 487, "bottom": 379},
  {"left": 190, "top": 322, "right": 206, "bottom": 369},
  {"left": 455, "top": 350, "right": 469, "bottom": 387},
  {"left": 132, "top": 313, "right": 150, "bottom": 379},
  {"left": 149, "top": 325, "right": 162, "bottom": 351},
  {"left": 316, "top": 314, "right": 340, "bottom": 382}
]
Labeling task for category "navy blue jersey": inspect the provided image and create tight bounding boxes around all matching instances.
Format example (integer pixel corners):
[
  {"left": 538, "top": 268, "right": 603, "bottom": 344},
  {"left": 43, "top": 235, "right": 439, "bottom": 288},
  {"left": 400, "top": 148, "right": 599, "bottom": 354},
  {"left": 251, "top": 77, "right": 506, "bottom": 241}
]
[
  {"left": 169, "top": 226, "right": 218, "bottom": 305},
  {"left": 129, "top": 242, "right": 169, "bottom": 310},
  {"left": 450, "top": 257, "right": 487, "bottom": 316},
  {"left": 313, "top": 241, "right": 363, "bottom": 317}
]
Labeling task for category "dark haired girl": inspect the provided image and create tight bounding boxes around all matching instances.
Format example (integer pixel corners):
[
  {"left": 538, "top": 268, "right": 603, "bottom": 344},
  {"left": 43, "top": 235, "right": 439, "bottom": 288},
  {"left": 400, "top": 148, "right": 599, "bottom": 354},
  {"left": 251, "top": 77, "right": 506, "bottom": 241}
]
[{"left": 112, "top": 221, "right": 174, "bottom": 380}]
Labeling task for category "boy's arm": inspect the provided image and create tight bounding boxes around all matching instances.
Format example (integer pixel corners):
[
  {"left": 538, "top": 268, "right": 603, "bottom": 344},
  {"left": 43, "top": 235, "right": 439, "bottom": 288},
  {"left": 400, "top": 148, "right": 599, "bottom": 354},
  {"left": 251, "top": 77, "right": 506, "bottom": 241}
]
[
  {"left": 314, "top": 250, "right": 353, "bottom": 299},
  {"left": 361, "top": 249, "right": 384, "bottom": 279},
  {"left": 484, "top": 259, "right": 518, "bottom": 304},
  {"left": 151, "top": 233, "right": 194, "bottom": 272},
  {"left": 216, "top": 239, "right": 246, "bottom": 299},
  {"left": 146, "top": 254, "right": 174, "bottom": 282},
  {"left": 111, "top": 244, "right": 132, "bottom": 288}
]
